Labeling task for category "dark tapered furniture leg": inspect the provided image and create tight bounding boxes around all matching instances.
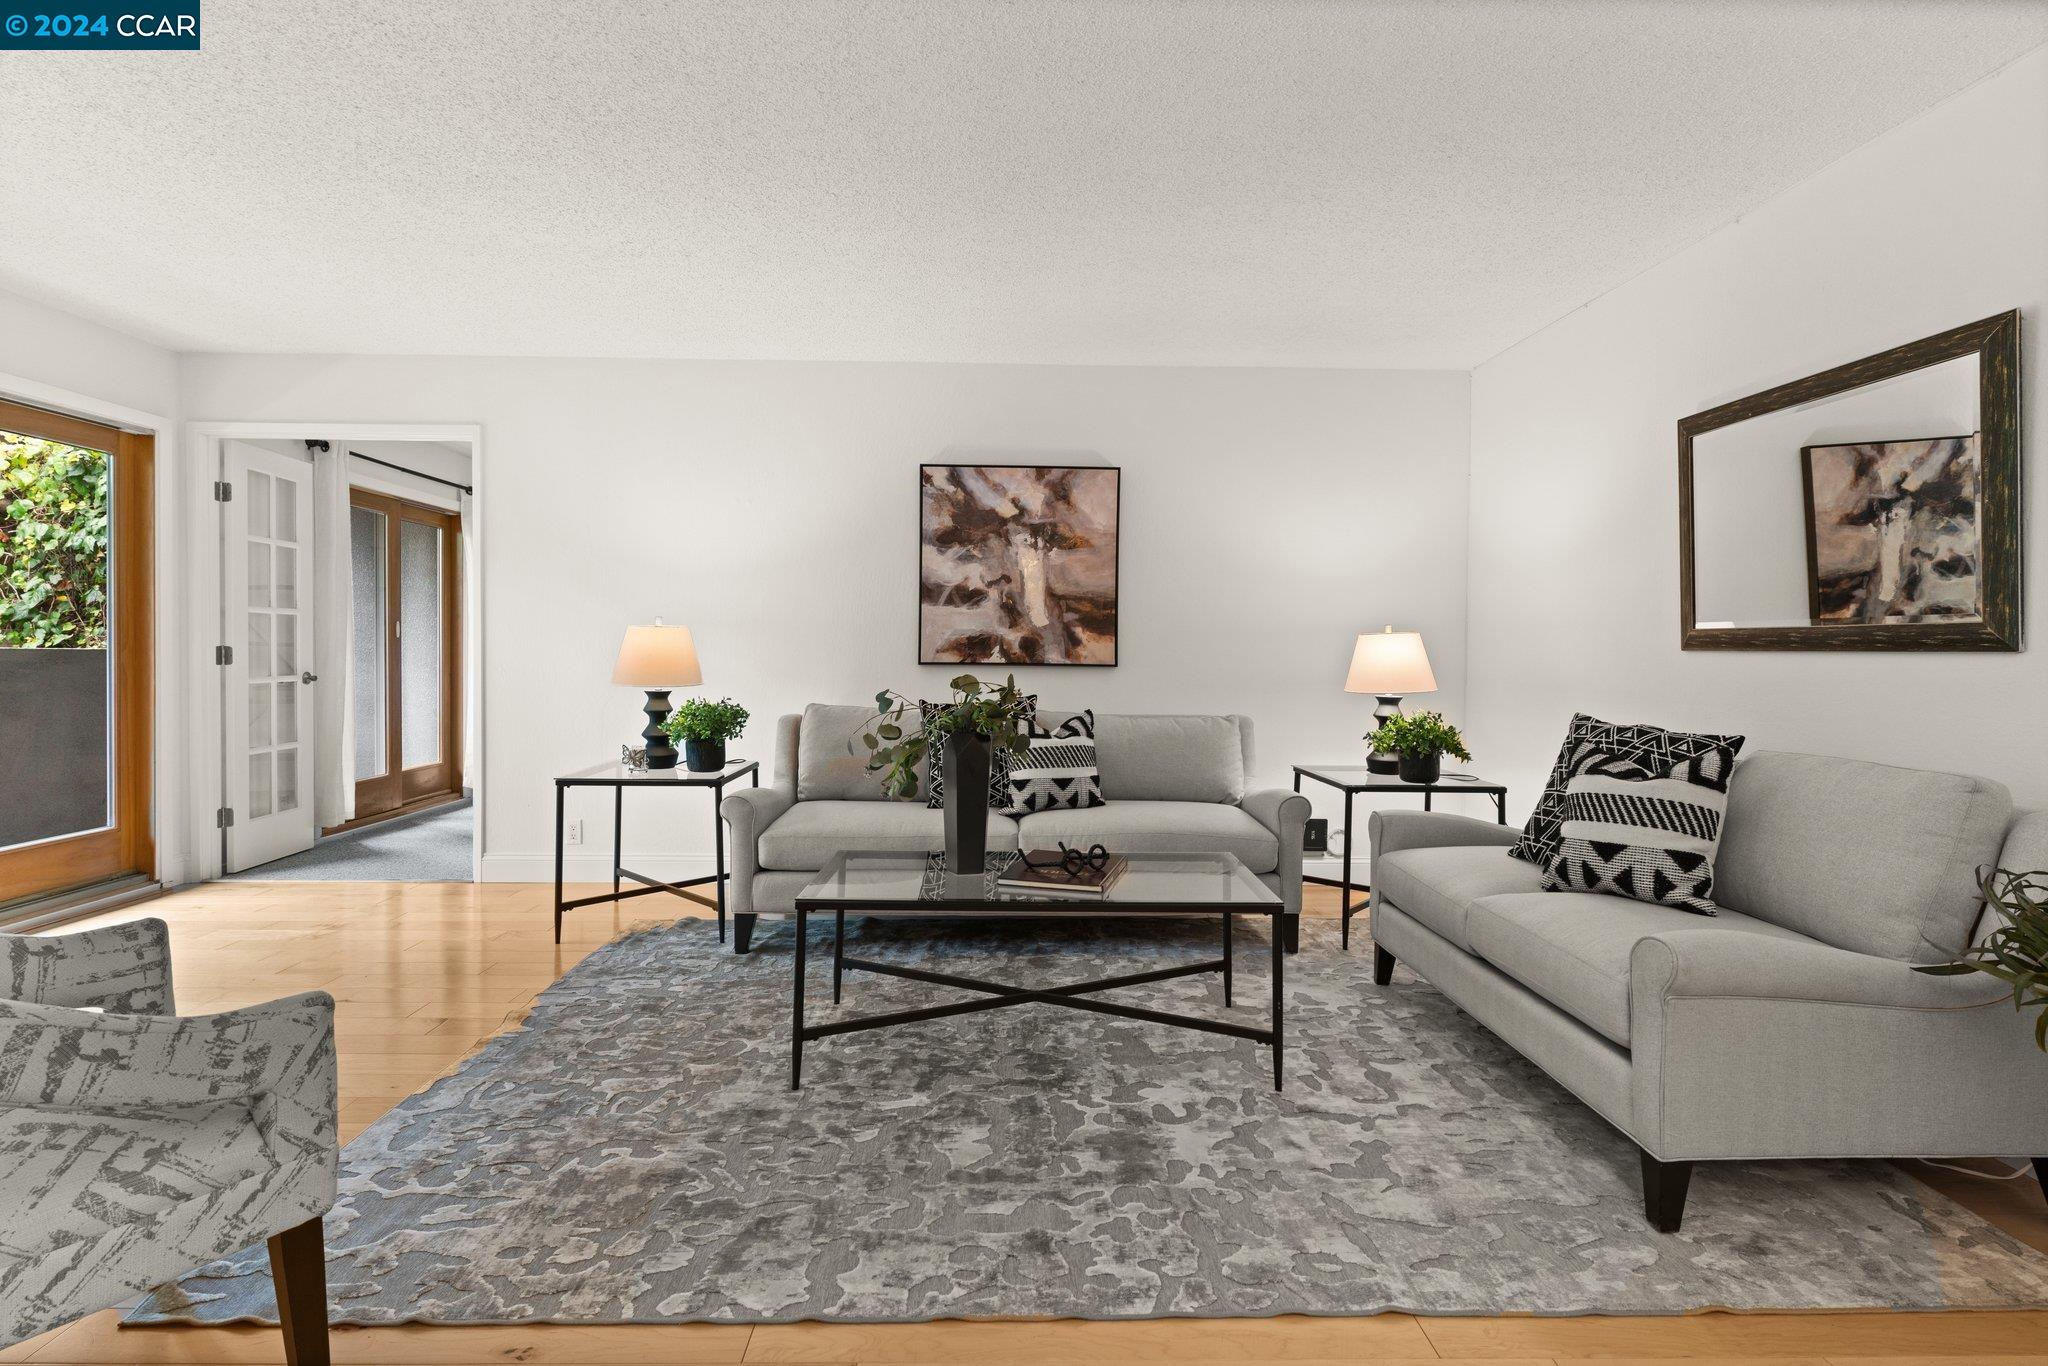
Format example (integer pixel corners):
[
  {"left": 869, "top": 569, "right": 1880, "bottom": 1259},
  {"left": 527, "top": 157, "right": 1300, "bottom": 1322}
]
[
  {"left": 733, "top": 912, "right": 756, "bottom": 955},
  {"left": 552, "top": 783, "right": 566, "bottom": 945},
  {"left": 267, "top": 1216, "right": 330, "bottom": 1366},
  {"left": 2034, "top": 1157, "right": 2048, "bottom": 1205},
  {"left": 1373, "top": 944, "right": 1395, "bottom": 986},
  {"left": 1641, "top": 1151, "right": 1694, "bottom": 1232},
  {"left": 1271, "top": 909, "right": 1284, "bottom": 1091},
  {"left": 1283, "top": 911, "right": 1299, "bottom": 955},
  {"left": 1339, "top": 789, "right": 1355, "bottom": 950},
  {"left": 791, "top": 907, "right": 807, "bottom": 1090}
]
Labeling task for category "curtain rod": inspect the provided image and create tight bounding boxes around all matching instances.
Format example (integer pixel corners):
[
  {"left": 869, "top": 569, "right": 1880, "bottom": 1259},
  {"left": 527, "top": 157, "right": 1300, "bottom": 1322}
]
[{"left": 306, "top": 440, "right": 473, "bottom": 494}]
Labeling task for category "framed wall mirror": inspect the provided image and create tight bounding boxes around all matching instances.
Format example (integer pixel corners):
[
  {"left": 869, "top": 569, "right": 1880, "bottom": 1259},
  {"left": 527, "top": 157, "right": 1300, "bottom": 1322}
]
[{"left": 1679, "top": 310, "right": 2020, "bottom": 651}]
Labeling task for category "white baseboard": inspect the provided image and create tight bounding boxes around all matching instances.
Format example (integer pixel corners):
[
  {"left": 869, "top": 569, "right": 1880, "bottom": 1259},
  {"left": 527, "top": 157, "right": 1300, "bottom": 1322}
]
[{"left": 480, "top": 853, "right": 718, "bottom": 884}]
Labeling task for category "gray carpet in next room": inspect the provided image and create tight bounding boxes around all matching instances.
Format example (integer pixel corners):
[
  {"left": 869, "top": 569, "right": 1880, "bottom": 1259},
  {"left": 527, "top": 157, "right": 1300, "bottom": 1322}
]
[
  {"left": 129, "top": 917, "right": 2048, "bottom": 1326},
  {"left": 228, "top": 797, "right": 472, "bottom": 881}
]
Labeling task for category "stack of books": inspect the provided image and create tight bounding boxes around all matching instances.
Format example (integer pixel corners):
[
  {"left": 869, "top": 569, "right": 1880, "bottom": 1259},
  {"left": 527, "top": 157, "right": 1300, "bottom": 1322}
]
[{"left": 996, "top": 850, "right": 1129, "bottom": 897}]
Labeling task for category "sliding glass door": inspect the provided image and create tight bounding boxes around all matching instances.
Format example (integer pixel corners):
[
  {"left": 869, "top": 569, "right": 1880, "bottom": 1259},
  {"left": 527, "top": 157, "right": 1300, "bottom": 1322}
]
[
  {"left": 348, "top": 488, "right": 461, "bottom": 825},
  {"left": 0, "top": 399, "right": 153, "bottom": 904}
]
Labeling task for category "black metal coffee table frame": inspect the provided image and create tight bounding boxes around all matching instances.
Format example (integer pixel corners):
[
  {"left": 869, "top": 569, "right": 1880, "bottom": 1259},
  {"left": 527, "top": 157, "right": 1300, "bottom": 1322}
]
[{"left": 791, "top": 857, "right": 1286, "bottom": 1093}]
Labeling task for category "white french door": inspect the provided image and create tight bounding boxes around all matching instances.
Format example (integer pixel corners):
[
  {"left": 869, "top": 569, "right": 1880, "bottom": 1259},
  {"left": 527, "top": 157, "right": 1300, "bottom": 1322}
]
[{"left": 223, "top": 441, "right": 319, "bottom": 871}]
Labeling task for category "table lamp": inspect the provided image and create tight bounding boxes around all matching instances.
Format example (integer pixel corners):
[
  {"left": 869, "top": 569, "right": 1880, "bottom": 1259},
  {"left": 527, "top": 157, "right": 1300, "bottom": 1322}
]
[
  {"left": 1345, "top": 626, "right": 1436, "bottom": 775},
  {"left": 612, "top": 619, "right": 702, "bottom": 769}
]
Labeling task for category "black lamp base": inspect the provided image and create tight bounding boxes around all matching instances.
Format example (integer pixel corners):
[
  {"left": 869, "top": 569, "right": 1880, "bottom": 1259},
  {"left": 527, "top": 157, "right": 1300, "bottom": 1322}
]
[
  {"left": 1365, "top": 694, "right": 1402, "bottom": 775},
  {"left": 641, "top": 689, "right": 679, "bottom": 769}
]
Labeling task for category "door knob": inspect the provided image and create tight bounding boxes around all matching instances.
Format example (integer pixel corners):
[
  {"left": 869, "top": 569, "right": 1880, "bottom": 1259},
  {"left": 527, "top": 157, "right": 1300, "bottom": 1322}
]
[{"left": 302, "top": 672, "right": 319, "bottom": 684}]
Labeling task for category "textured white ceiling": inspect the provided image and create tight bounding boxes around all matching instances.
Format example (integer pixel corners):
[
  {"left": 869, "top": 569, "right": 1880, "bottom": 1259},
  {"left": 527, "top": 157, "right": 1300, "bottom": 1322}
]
[{"left": 2, "top": 1, "right": 2042, "bottom": 368}]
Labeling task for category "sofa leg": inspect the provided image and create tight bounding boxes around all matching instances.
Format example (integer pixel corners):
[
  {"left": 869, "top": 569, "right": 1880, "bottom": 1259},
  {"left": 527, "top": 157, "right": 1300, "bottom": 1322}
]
[
  {"left": 1641, "top": 1151, "right": 1693, "bottom": 1233},
  {"left": 267, "top": 1216, "right": 329, "bottom": 1366},
  {"left": 1373, "top": 944, "right": 1395, "bottom": 986},
  {"left": 733, "top": 913, "right": 756, "bottom": 955},
  {"left": 2034, "top": 1158, "right": 2048, "bottom": 1205},
  {"left": 1283, "top": 913, "right": 1299, "bottom": 955}
]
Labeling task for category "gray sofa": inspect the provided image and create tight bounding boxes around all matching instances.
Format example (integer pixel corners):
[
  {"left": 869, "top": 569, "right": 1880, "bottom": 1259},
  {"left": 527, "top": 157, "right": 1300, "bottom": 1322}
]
[
  {"left": 722, "top": 704, "right": 1310, "bottom": 953},
  {"left": 1369, "top": 749, "right": 2048, "bottom": 1231}
]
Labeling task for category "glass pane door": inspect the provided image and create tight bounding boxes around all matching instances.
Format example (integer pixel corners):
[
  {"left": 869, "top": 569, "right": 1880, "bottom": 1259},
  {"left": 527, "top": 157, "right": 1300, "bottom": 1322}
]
[
  {"left": 399, "top": 520, "right": 443, "bottom": 769},
  {"left": 351, "top": 506, "right": 388, "bottom": 781},
  {"left": 244, "top": 468, "right": 304, "bottom": 821},
  {"left": 0, "top": 430, "right": 112, "bottom": 847},
  {"left": 0, "top": 399, "right": 153, "bottom": 904},
  {"left": 350, "top": 488, "right": 461, "bottom": 824}
]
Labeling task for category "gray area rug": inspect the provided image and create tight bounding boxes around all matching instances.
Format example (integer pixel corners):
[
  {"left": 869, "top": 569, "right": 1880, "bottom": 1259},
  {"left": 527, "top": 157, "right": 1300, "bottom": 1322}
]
[
  {"left": 229, "top": 797, "right": 472, "bottom": 881},
  {"left": 130, "top": 917, "right": 2048, "bottom": 1325}
]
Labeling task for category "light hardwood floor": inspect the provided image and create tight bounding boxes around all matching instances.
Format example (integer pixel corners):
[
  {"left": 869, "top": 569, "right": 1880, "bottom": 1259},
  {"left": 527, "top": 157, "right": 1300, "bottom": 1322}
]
[{"left": 7, "top": 880, "right": 2047, "bottom": 1366}]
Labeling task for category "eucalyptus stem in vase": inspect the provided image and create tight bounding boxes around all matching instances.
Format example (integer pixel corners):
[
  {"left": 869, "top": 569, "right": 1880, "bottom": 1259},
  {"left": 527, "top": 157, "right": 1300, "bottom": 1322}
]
[{"left": 856, "top": 674, "right": 1033, "bottom": 873}]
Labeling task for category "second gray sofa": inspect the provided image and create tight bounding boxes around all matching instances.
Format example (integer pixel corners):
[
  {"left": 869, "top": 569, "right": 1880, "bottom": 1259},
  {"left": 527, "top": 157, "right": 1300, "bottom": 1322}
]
[
  {"left": 721, "top": 704, "right": 1310, "bottom": 953},
  {"left": 1368, "top": 749, "right": 2048, "bottom": 1232}
]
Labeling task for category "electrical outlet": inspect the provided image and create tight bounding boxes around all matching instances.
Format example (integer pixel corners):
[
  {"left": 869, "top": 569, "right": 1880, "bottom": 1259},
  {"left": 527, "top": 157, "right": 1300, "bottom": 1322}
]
[{"left": 564, "top": 819, "right": 584, "bottom": 847}]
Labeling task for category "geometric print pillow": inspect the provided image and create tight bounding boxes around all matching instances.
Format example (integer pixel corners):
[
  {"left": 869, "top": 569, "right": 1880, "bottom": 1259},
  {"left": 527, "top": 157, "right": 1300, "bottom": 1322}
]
[
  {"left": 1538, "top": 742, "right": 1740, "bottom": 915},
  {"left": 1005, "top": 710, "right": 1105, "bottom": 814},
  {"left": 1508, "top": 713, "right": 1746, "bottom": 867},
  {"left": 922, "top": 694, "right": 1038, "bottom": 810}
]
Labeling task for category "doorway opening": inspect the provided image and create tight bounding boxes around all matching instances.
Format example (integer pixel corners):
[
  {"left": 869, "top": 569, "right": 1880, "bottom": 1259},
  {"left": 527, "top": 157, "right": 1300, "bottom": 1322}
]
[{"left": 218, "top": 435, "right": 476, "bottom": 881}]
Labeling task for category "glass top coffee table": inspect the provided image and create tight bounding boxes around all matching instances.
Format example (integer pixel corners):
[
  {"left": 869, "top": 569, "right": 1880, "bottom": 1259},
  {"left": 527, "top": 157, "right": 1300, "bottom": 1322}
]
[{"left": 790, "top": 850, "right": 1288, "bottom": 1092}]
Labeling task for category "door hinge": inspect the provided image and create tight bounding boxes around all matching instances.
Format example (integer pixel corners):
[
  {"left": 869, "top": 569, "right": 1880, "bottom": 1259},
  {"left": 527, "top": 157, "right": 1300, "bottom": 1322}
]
[
  {"left": 216, "top": 807, "right": 235, "bottom": 829},
  {"left": 213, "top": 480, "right": 233, "bottom": 502},
  {"left": 215, "top": 644, "right": 233, "bottom": 665}
]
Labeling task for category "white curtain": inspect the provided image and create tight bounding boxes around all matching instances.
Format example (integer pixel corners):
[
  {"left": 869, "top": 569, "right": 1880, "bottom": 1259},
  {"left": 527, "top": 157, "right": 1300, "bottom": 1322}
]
[{"left": 311, "top": 444, "right": 355, "bottom": 827}]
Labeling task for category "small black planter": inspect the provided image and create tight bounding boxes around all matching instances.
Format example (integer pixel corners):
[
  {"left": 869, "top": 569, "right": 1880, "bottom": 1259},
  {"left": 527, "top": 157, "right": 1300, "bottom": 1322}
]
[
  {"left": 684, "top": 737, "right": 727, "bottom": 772},
  {"left": 941, "top": 731, "right": 992, "bottom": 874},
  {"left": 1397, "top": 751, "right": 1442, "bottom": 785}
]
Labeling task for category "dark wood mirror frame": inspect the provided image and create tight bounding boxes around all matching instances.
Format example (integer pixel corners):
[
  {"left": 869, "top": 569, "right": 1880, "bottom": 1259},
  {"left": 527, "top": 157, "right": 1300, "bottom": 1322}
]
[{"left": 1678, "top": 309, "right": 2021, "bottom": 652}]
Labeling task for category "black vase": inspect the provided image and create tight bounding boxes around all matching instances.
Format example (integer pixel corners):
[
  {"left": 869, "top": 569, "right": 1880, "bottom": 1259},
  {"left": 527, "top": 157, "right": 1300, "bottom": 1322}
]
[
  {"left": 684, "top": 737, "right": 726, "bottom": 772},
  {"left": 941, "top": 732, "right": 992, "bottom": 874},
  {"left": 1397, "top": 751, "right": 1442, "bottom": 785}
]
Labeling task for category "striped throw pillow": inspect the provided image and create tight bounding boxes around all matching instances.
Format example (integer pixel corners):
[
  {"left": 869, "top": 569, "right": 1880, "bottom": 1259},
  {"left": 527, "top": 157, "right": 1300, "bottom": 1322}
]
[
  {"left": 1540, "top": 743, "right": 1739, "bottom": 915},
  {"left": 1005, "top": 711, "right": 1104, "bottom": 814}
]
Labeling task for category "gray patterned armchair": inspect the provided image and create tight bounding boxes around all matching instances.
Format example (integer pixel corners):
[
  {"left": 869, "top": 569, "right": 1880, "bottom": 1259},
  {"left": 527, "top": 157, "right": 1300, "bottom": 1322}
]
[{"left": 0, "top": 919, "right": 338, "bottom": 1363}]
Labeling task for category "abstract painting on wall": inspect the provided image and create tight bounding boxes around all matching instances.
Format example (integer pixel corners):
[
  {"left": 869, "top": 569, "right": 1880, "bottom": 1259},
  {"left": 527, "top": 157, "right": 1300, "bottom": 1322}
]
[
  {"left": 1801, "top": 434, "right": 1983, "bottom": 624},
  {"left": 920, "top": 464, "right": 1119, "bottom": 666}
]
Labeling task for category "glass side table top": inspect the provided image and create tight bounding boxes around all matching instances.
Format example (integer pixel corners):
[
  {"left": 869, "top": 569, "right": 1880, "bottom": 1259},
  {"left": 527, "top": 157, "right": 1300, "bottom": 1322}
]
[
  {"left": 796, "top": 850, "right": 1280, "bottom": 912},
  {"left": 558, "top": 759, "right": 758, "bottom": 785}
]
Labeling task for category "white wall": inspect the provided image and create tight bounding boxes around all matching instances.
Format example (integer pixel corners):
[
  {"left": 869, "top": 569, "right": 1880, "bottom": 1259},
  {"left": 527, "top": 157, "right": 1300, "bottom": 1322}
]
[
  {"left": 177, "top": 356, "right": 1472, "bottom": 876},
  {"left": 0, "top": 287, "right": 179, "bottom": 419},
  {"left": 1466, "top": 46, "right": 2048, "bottom": 812},
  {"left": 0, "top": 288, "right": 194, "bottom": 888}
]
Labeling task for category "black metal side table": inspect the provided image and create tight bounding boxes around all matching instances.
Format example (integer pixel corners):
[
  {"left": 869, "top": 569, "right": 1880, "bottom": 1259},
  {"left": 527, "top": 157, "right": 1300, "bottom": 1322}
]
[
  {"left": 1290, "top": 765, "right": 1508, "bottom": 950},
  {"left": 552, "top": 760, "right": 759, "bottom": 944}
]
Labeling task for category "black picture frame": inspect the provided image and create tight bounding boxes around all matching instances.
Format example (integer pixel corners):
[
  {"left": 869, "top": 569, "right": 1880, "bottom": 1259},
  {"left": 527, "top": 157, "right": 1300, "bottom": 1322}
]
[
  {"left": 1678, "top": 309, "right": 2021, "bottom": 651},
  {"left": 918, "top": 463, "right": 1122, "bottom": 668}
]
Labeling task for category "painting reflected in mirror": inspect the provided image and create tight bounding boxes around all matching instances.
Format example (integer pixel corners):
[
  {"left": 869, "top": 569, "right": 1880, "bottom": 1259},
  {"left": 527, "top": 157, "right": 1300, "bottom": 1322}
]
[
  {"left": 1679, "top": 311, "right": 2019, "bottom": 651},
  {"left": 1802, "top": 434, "right": 1981, "bottom": 625}
]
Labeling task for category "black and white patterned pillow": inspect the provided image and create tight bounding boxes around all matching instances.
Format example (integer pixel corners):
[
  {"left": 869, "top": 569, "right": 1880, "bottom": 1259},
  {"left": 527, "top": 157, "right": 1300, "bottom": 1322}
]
[
  {"left": 1005, "top": 711, "right": 1105, "bottom": 814},
  {"left": 1540, "top": 742, "right": 1740, "bottom": 914},
  {"left": 1509, "top": 714, "right": 1745, "bottom": 866},
  {"left": 921, "top": 696, "right": 1037, "bottom": 809}
]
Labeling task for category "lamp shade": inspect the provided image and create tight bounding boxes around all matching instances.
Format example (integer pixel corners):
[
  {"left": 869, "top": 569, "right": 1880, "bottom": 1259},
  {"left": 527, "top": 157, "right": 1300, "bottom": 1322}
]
[
  {"left": 1345, "top": 627, "right": 1436, "bottom": 695},
  {"left": 612, "top": 622, "right": 703, "bottom": 687}
]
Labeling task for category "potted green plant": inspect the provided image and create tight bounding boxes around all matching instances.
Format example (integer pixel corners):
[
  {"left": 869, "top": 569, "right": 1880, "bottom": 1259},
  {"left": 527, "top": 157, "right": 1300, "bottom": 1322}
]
[
  {"left": 1371, "top": 710, "right": 1471, "bottom": 785},
  {"left": 1915, "top": 867, "right": 2048, "bottom": 1050},
  {"left": 858, "top": 674, "right": 1033, "bottom": 873},
  {"left": 661, "top": 696, "right": 750, "bottom": 772}
]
